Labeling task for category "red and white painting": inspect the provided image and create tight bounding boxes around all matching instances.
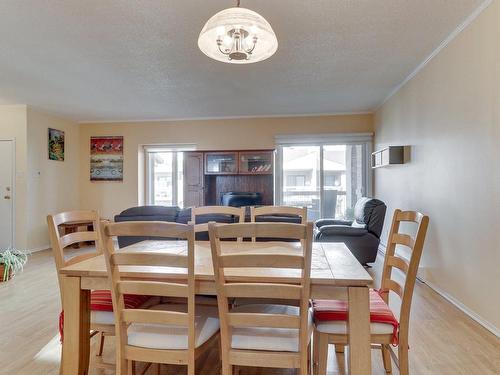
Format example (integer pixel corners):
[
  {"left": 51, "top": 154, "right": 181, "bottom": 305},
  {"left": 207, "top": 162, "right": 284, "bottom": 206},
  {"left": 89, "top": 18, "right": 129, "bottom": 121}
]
[{"left": 90, "top": 136, "right": 123, "bottom": 181}]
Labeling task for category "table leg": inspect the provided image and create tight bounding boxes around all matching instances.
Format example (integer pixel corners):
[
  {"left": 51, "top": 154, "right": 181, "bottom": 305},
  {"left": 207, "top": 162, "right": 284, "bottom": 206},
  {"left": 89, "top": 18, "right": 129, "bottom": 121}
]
[
  {"left": 348, "top": 286, "right": 371, "bottom": 375},
  {"left": 61, "top": 276, "right": 91, "bottom": 375}
]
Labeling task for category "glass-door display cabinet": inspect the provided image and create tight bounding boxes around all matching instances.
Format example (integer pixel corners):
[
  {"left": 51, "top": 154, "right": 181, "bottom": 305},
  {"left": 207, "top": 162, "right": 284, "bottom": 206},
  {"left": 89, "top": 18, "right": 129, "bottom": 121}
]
[
  {"left": 204, "top": 152, "right": 238, "bottom": 174},
  {"left": 239, "top": 151, "right": 274, "bottom": 174}
]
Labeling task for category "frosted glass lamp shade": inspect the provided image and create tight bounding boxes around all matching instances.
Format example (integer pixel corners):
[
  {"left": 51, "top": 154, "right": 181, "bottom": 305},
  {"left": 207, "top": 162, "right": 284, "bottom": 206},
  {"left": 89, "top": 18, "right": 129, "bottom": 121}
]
[{"left": 198, "top": 7, "right": 278, "bottom": 64}]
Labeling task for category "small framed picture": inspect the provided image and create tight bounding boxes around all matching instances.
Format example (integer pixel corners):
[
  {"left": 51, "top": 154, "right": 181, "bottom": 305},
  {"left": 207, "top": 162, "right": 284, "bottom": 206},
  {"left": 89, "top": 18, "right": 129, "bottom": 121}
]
[{"left": 48, "top": 128, "right": 65, "bottom": 161}]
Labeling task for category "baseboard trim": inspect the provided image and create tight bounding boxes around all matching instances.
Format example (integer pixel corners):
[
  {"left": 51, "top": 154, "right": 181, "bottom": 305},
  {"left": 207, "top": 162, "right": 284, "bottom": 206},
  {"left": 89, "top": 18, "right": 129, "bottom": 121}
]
[
  {"left": 377, "top": 244, "right": 499, "bottom": 338},
  {"left": 424, "top": 279, "right": 500, "bottom": 338},
  {"left": 27, "top": 245, "right": 50, "bottom": 254}
]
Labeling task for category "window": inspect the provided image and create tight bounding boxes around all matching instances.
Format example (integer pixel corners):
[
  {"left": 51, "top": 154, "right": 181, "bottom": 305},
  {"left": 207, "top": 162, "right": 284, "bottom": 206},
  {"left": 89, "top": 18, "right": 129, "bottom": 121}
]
[
  {"left": 286, "top": 174, "right": 307, "bottom": 187},
  {"left": 275, "top": 134, "right": 372, "bottom": 221},
  {"left": 145, "top": 145, "right": 194, "bottom": 207}
]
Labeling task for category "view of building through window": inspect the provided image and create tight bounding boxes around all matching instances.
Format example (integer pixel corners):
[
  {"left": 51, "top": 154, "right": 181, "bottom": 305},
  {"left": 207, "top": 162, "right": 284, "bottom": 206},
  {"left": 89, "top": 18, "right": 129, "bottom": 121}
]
[
  {"left": 281, "top": 144, "right": 365, "bottom": 221},
  {"left": 146, "top": 151, "right": 184, "bottom": 207}
]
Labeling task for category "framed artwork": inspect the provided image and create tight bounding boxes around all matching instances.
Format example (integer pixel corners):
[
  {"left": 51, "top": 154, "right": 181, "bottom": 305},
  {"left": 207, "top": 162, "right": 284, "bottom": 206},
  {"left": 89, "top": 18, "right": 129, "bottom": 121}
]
[
  {"left": 90, "top": 136, "right": 123, "bottom": 181},
  {"left": 48, "top": 128, "right": 65, "bottom": 161}
]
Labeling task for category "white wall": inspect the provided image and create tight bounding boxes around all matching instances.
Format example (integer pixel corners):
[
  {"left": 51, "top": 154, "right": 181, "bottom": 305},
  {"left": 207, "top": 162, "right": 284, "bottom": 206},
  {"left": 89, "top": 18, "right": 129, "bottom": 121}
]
[{"left": 374, "top": 1, "right": 499, "bottom": 333}]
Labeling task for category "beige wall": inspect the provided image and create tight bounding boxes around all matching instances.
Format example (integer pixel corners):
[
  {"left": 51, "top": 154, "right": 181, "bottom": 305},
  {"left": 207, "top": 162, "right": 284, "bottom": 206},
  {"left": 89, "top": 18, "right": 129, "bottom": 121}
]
[
  {"left": 0, "top": 105, "right": 28, "bottom": 249},
  {"left": 374, "top": 2, "right": 499, "bottom": 332},
  {"left": 0, "top": 105, "right": 80, "bottom": 250},
  {"left": 26, "top": 108, "right": 80, "bottom": 250},
  {"left": 79, "top": 114, "right": 373, "bottom": 219}
]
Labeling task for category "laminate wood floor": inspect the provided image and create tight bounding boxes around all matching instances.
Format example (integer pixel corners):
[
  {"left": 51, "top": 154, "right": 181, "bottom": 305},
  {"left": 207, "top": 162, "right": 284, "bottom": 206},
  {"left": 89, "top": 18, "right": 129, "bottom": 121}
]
[{"left": 0, "top": 248, "right": 498, "bottom": 375}]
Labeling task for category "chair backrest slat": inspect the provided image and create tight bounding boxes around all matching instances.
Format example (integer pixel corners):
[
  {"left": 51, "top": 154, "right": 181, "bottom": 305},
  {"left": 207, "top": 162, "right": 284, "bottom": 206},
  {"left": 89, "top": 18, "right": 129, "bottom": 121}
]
[
  {"left": 227, "top": 312, "right": 300, "bottom": 329},
  {"left": 219, "top": 253, "right": 304, "bottom": 269},
  {"left": 59, "top": 231, "right": 98, "bottom": 249},
  {"left": 209, "top": 221, "right": 313, "bottom": 353},
  {"left": 214, "top": 222, "right": 307, "bottom": 240},
  {"left": 386, "top": 255, "right": 409, "bottom": 274},
  {"left": 380, "top": 209, "right": 429, "bottom": 344},
  {"left": 105, "top": 221, "right": 191, "bottom": 238},
  {"left": 391, "top": 233, "right": 415, "bottom": 249},
  {"left": 223, "top": 283, "right": 303, "bottom": 300},
  {"left": 111, "top": 252, "right": 188, "bottom": 268},
  {"left": 118, "top": 280, "right": 188, "bottom": 298},
  {"left": 122, "top": 309, "right": 189, "bottom": 326}
]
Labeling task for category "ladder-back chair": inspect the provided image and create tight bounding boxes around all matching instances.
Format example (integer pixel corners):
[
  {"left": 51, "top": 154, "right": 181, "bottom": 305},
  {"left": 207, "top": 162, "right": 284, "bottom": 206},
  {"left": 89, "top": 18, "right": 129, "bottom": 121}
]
[
  {"left": 209, "top": 221, "right": 314, "bottom": 375},
  {"left": 313, "top": 209, "right": 429, "bottom": 375}
]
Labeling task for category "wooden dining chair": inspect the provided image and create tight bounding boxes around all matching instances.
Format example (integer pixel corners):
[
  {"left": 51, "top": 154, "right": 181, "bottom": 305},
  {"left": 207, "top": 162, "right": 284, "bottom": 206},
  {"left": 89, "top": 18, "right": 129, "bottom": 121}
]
[
  {"left": 191, "top": 206, "right": 246, "bottom": 241},
  {"left": 313, "top": 209, "right": 429, "bottom": 375},
  {"left": 47, "top": 210, "right": 147, "bottom": 371},
  {"left": 101, "top": 221, "right": 220, "bottom": 375},
  {"left": 209, "top": 221, "right": 314, "bottom": 375}
]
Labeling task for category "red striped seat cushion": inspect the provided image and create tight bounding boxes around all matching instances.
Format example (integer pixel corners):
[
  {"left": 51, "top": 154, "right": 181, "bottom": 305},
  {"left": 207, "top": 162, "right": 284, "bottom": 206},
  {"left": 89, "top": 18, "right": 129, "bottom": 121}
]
[
  {"left": 313, "top": 289, "right": 399, "bottom": 345},
  {"left": 90, "top": 290, "right": 150, "bottom": 311},
  {"left": 59, "top": 291, "right": 150, "bottom": 342}
]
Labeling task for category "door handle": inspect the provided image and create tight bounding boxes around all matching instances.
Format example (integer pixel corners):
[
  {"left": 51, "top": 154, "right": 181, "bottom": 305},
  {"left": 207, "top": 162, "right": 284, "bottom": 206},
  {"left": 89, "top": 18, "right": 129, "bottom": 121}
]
[{"left": 4, "top": 196, "right": 10, "bottom": 199}]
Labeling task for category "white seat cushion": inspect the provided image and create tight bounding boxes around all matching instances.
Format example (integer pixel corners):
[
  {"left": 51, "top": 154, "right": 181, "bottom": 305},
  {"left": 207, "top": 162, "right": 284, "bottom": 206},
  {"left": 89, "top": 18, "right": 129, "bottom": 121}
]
[
  {"left": 230, "top": 304, "right": 312, "bottom": 352},
  {"left": 127, "top": 303, "right": 219, "bottom": 350},
  {"left": 315, "top": 320, "right": 394, "bottom": 335},
  {"left": 91, "top": 310, "right": 115, "bottom": 325}
]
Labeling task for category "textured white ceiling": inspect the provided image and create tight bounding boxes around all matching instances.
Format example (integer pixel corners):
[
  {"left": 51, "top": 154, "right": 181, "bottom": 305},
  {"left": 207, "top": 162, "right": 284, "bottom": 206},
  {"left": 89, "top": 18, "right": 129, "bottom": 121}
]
[{"left": 0, "top": 0, "right": 485, "bottom": 122}]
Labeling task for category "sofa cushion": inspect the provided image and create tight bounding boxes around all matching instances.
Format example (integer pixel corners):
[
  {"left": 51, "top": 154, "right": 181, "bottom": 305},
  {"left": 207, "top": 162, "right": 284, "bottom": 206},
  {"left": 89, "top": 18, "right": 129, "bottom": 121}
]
[
  {"left": 313, "top": 289, "right": 399, "bottom": 345},
  {"left": 90, "top": 290, "right": 150, "bottom": 311},
  {"left": 255, "top": 215, "right": 302, "bottom": 224},
  {"left": 127, "top": 304, "right": 219, "bottom": 350},
  {"left": 117, "top": 205, "right": 180, "bottom": 219},
  {"left": 351, "top": 220, "right": 367, "bottom": 229}
]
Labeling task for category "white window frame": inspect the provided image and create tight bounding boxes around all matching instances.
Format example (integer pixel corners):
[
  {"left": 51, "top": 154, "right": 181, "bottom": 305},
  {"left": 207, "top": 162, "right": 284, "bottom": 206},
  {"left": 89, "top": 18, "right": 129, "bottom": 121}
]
[
  {"left": 144, "top": 144, "right": 196, "bottom": 207},
  {"left": 274, "top": 133, "right": 373, "bottom": 217}
]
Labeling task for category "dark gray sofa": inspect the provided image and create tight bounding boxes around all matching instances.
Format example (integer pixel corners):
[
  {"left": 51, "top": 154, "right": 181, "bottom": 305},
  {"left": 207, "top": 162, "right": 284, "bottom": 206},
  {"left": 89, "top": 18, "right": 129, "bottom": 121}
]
[
  {"left": 114, "top": 206, "right": 302, "bottom": 247},
  {"left": 314, "top": 197, "right": 387, "bottom": 265}
]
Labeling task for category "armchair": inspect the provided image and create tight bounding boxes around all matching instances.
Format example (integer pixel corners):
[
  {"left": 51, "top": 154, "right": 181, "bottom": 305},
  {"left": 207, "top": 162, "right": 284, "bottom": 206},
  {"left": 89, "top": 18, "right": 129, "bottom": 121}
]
[{"left": 314, "top": 197, "right": 387, "bottom": 265}]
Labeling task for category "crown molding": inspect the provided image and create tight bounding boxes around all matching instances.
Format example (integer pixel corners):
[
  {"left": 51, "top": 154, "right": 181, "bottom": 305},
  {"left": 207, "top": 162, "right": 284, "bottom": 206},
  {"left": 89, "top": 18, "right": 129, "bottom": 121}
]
[{"left": 78, "top": 111, "right": 373, "bottom": 124}]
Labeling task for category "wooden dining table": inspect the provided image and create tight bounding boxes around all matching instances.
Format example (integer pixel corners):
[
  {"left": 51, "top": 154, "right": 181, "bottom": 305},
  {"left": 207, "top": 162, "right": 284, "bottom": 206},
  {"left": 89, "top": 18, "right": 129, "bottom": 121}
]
[{"left": 59, "top": 240, "right": 373, "bottom": 375}]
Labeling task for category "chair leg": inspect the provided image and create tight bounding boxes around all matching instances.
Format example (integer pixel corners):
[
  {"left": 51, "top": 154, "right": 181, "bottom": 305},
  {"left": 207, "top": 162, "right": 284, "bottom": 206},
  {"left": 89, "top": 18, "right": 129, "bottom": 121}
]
[
  {"left": 299, "top": 343, "right": 309, "bottom": 375},
  {"left": 317, "top": 333, "right": 329, "bottom": 375},
  {"left": 313, "top": 331, "right": 319, "bottom": 370},
  {"left": 222, "top": 362, "right": 233, "bottom": 375},
  {"left": 156, "top": 363, "right": 161, "bottom": 375},
  {"left": 307, "top": 342, "right": 312, "bottom": 374},
  {"left": 381, "top": 345, "right": 392, "bottom": 374},
  {"left": 97, "top": 332, "right": 105, "bottom": 357},
  {"left": 335, "top": 344, "right": 344, "bottom": 354},
  {"left": 127, "top": 360, "right": 135, "bottom": 375},
  {"left": 398, "top": 342, "right": 409, "bottom": 375}
]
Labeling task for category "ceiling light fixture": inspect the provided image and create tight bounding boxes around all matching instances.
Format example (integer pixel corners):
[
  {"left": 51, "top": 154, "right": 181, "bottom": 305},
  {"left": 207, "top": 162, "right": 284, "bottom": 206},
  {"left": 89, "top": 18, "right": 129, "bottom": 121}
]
[{"left": 198, "top": 0, "right": 278, "bottom": 64}]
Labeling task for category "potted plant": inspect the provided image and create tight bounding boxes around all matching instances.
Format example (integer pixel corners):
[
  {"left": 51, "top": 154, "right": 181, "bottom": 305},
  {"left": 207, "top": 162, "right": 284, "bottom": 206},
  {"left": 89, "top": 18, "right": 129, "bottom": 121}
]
[{"left": 0, "top": 249, "right": 28, "bottom": 282}]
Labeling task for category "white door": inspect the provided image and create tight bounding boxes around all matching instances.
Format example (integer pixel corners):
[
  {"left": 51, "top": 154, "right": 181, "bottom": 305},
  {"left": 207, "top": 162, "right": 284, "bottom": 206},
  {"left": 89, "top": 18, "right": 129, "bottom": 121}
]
[{"left": 0, "top": 140, "right": 13, "bottom": 248}]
